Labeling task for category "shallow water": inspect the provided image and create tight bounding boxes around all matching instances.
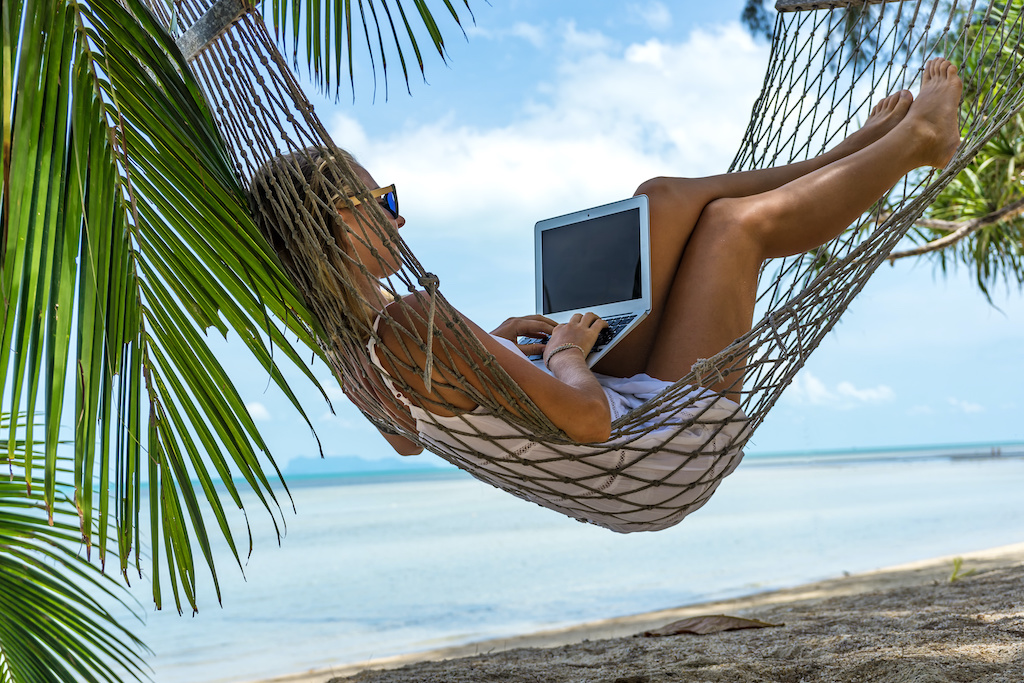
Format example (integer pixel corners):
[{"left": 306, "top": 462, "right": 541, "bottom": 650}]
[{"left": 109, "top": 452, "right": 1024, "bottom": 683}]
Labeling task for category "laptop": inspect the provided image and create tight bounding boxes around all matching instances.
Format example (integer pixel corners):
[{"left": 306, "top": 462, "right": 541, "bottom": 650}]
[{"left": 520, "top": 195, "right": 652, "bottom": 368}]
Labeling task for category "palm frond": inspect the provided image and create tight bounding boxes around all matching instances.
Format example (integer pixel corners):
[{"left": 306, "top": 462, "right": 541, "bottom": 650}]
[
  {"left": 2, "top": 0, "right": 329, "bottom": 615},
  {"left": 0, "top": 418, "right": 148, "bottom": 683},
  {"left": 263, "top": 0, "right": 478, "bottom": 100},
  {"left": 916, "top": 100, "right": 1024, "bottom": 298}
]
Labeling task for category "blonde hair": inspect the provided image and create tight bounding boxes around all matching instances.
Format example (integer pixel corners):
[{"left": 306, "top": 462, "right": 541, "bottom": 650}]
[{"left": 250, "top": 145, "right": 382, "bottom": 341}]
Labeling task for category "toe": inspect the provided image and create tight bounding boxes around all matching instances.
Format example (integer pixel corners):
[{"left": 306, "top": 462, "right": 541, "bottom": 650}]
[{"left": 873, "top": 92, "right": 899, "bottom": 115}]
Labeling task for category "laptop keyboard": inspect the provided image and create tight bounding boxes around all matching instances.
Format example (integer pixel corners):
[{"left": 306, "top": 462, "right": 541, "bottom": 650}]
[
  {"left": 594, "top": 313, "right": 636, "bottom": 347},
  {"left": 517, "top": 313, "right": 638, "bottom": 359}
]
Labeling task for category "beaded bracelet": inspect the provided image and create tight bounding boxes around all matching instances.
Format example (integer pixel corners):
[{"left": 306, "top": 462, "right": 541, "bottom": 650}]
[{"left": 545, "top": 342, "right": 586, "bottom": 369}]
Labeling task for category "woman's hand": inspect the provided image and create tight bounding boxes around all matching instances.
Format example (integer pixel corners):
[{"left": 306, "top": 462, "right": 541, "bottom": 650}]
[
  {"left": 490, "top": 314, "right": 557, "bottom": 356},
  {"left": 542, "top": 313, "right": 608, "bottom": 367}
]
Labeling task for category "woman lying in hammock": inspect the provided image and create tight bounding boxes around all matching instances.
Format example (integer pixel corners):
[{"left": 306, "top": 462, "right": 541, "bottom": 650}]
[{"left": 260, "top": 58, "right": 962, "bottom": 532}]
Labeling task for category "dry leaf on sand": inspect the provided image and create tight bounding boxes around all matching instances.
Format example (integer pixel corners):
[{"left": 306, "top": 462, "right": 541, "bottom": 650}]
[{"left": 637, "top": 614, "right": 782, "bottom": 637}]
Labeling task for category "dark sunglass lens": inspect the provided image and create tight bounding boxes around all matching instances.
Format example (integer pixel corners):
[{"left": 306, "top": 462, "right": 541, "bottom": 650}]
[{"left": 383, "top": 191, "right": 398, "bottom": 218}]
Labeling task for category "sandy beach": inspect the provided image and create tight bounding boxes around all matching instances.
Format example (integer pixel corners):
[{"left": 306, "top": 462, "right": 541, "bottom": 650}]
[{"left": 251, "top": 542, "right": 1024, "bottom": 683}]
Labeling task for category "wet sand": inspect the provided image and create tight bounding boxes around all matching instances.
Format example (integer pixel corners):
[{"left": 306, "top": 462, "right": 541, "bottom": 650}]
[{"left": 252, "top": 542, "right": 1024, "bottom": 683}]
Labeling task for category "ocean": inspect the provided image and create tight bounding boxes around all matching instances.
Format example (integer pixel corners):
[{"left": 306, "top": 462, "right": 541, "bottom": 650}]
[{"left": 110, "top": 444, "right": 1024, "bottom": 683}]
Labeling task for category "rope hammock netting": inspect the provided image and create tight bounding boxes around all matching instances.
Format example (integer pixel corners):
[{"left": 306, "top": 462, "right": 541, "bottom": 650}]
[{"left": 151, "top": 0, "right": 1024, "bottom": 532}]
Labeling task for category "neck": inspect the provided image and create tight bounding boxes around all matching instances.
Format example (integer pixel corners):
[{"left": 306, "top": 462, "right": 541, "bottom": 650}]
[{"left": 354, "top": 271, "right": 391, "bottom": 312}]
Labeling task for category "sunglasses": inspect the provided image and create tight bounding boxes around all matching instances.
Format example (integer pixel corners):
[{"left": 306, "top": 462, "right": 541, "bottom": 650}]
[{"left": 345, "top": 184, "right": 399, "bottom": 219}]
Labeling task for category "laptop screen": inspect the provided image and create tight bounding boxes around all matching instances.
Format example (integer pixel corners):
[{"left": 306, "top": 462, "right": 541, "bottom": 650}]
[{"left": 540, "top": 208, "right": 642, "bottom": 315}]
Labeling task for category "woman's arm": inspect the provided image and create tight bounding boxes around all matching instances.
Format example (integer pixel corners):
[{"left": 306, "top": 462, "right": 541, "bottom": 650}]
[
  {"left": 344, "top": 363, "right": 424, "bottom": 456},
  {"left": 536, "top": 314, "right": 612, "bottom": 442},
  {"left": 379, "top": 430, "right": 424, "bottom": 456},
  {"left": 377, "top": 294, "right": 611, "bottom": 443}
]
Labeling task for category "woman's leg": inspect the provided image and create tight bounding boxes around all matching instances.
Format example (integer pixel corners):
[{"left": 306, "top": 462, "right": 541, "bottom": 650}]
[
  {"left": 641, "top": 58, "right": 962, "bottom": 395},
  {"left": 686, "top": 90, "right": 915, "bottom": 201},
  {"left": 593, "top": 91, "right": 914, "bottom": 378}
]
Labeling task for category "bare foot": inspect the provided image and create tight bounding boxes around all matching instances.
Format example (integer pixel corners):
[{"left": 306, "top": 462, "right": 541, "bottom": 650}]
[
  {"left": 835, "top": 90, "right": 914, "bottom": 156},
  {"left": 904, "top": 58, "right": 963, "bottom": 168}
]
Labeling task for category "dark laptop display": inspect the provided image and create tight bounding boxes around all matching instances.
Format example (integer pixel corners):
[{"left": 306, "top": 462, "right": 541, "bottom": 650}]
[
  {"left": 531, "top": 195, "right": 652, "bottom": 367},
  {"left": 541, "top": 209, "right": 643, "bottom": 314}
]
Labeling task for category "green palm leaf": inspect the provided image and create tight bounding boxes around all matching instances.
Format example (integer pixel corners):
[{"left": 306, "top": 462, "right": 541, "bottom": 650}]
[
  {"left": 2, "top": 0, "right": 328, "bottom": 615},
  {"left": 908, "top": 1, "right": 1024, "bottom": 297},
  {"left": 263, "top": 0, "right": 477, "bottom": 99},
  {"left": 3, "top": 0, "right": 478, "bottom": 678},
  {"left": 0, "top": 418, "right": 148, "bottom": 683}
]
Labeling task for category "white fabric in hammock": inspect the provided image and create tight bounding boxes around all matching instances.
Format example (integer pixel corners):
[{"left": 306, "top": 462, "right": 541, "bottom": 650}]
[{"left": 369, "top": 326, "right": 749, "bottom": 532}]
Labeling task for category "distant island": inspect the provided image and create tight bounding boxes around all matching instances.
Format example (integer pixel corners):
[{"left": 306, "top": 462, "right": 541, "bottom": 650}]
[{"left": 284, "top": 454, "right": 455, "bottom": 477}]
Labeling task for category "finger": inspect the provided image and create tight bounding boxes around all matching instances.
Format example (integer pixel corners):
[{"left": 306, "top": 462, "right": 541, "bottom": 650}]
[
  {"left": 520, "top": 318, "right": 555, "bottom": 334},
  {"left": 519, "top": 343, "right": 547, "bottom": 356}
]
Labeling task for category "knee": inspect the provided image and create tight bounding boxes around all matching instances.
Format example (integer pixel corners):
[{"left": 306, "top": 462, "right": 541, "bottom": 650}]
[
  {"left": 634, "top": 176, "right": 702, "bottom": 210},
  {"left": 696, "top": 197, "right": 770, "bottom": 253},
  {"left": 634, "top": 176, "right": 674, "bottom": 202}
]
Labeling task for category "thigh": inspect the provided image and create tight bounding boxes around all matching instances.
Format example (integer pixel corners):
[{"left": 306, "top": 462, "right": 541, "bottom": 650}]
[
  {"left": 592, "top": 177, "right": 719, "bottom": 378},
  {"left": 643, "top": 201, "right": 763, "bottom": 393}
]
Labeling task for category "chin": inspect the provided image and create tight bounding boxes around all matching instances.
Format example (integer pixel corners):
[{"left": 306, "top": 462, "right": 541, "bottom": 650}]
[{"left": 369, "top": 262, "right": 401, "bottom": 279}]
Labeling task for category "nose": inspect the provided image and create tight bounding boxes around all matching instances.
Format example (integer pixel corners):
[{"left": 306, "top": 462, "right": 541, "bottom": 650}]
[{"left": 396, "top": 214, "right": 406, "bottom": 228}]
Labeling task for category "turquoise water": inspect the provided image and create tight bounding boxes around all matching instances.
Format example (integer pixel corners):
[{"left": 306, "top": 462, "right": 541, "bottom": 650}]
[{"left": 111, "top": 447, "right": 1024, "bottom": 683}]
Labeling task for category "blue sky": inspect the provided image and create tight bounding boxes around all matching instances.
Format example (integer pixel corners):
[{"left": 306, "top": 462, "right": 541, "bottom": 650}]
[{"left": 216, "top": 0, "right": 1024, "bottom": 467}]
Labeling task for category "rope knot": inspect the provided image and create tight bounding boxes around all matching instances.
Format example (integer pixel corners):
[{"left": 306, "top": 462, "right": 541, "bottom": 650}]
[
  {"left": 690, "top": 358, "right": 725, "bottom": 388},
  {"left": 419, "top": 273, "right": 441, "bottom": 393},
  {"left": 768, "top": 311, "right": 789, "bottom": 353}
]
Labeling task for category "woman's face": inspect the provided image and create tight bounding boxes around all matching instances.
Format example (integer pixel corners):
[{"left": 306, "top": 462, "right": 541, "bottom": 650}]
[{"left": 335, "top": 165, "right": 406, "bottom": 279}]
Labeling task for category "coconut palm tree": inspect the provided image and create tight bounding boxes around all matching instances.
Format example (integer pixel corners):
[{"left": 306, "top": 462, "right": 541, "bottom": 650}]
[{"left": 0, "top": 0, "right": 475, "bottom": 679}]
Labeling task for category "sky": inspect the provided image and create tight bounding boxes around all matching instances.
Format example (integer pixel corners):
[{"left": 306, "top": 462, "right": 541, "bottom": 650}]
[{"left": 213, "top": 0, "right": 1024, "bottom": 468}]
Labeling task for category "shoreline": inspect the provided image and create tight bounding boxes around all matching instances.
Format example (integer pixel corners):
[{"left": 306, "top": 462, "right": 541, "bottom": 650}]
[{"left": 247, "top": 541, "right": 1024, "bottom": 683}]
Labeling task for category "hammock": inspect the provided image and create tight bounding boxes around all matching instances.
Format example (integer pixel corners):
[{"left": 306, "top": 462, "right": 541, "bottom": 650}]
[{"left": 156, "top": 0, "right": 1024, "bottom": 531}]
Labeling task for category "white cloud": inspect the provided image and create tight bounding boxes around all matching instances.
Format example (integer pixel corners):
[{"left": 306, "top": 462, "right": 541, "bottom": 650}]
[
  {"left": 948, "top": 397, "right": 984, "bottom": 414},
  {"left": 319, "top": 410, "right": 358, "bottom": 429},
  {"left": 562, "top": 21, "right": 617, "bottom": 54},
  {"left": 246, "top": 402, "right": 271, "bottom": 421},
  {"left": 467, "top": 21, "right": 546, "bottom": 48},
  {"left": 625, "top": 40, "right": 669, "bottom": 70},
  {"left": 792, "top": 372, "right": 834, "bottom": 405},
  {"left": 627, "top": 2, "right": 673, "bottom": 32},
  {"left": 324, "top": 385, "right": 351, "bottom": 404},
  {"left": 510, "top": 22, "right": 546, "bottom": 48},
  {"left": 332, "top": 22, "right": 768, "bottom": 243},
  {"left": 786, "top": 371, "right": 895, "bottom": 409},
  {"left": 836, "top": 381, "right": 895, "bottom": 403}
]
